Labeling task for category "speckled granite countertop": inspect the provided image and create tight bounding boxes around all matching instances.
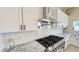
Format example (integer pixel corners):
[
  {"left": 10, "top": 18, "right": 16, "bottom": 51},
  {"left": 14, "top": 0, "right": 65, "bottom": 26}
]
[{"left": 3, "top": 41, "right": 45, "bottom": 52}]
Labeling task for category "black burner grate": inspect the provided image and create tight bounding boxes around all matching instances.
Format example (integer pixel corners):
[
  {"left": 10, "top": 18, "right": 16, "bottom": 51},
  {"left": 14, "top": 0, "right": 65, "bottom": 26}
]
[{"left": 36, "top": 35, "right": 64, "bottom": 48}]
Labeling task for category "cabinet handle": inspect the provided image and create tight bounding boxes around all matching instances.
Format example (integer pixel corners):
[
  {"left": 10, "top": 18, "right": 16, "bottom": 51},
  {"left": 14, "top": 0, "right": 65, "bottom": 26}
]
[{"left": 20, "top": 25, "right": 26, "bottom": 30}]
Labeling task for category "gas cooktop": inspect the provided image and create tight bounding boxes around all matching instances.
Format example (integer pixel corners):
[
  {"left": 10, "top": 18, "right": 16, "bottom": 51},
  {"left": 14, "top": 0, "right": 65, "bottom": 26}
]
[{"left": 36, "top": 35, "right": 64, "bottom": 48}]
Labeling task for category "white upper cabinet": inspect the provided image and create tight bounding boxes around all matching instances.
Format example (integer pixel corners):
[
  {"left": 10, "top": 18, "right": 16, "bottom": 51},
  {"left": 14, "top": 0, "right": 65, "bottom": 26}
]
[
  {"left": 0, "top": 7, "right": 43, "bottom": 33},
  {"left": 0, "top": 7, "right": 21, "bottom": 33},
  {"left": 49, "top": 8, "right": 69, "bottom": 28},
  {"left": 57, "top": 9, "right": 69, "bottom": 28},
  {"left": 23, "top": 7, "right": 43, "bottom": 30}
]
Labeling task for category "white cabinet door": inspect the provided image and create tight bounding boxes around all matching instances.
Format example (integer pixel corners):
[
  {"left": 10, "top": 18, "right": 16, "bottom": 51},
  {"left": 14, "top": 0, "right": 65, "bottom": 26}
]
[
  {"left": 49, "top": 8, "right": 69, "bottom": 28},
  {"left": 57, "top": 9, "right": 69, "bottom": 28},
  {"left": 71, "top": 37, "right": 77, "bottom": 46},
  {"left": 70, "top": 35, "right": 78, "bottom": 46},
  {"left": 23, "top": 7, "right": 43, "bottom": 30},
  {"left": 78, "top": 37, "right": 79, "bottom": 47},
  {"left": 75, "top": 36, "right": 79, "bottom": 47},
  {"left": 0, "top": 7, "right": 21, "bottom": 33}
]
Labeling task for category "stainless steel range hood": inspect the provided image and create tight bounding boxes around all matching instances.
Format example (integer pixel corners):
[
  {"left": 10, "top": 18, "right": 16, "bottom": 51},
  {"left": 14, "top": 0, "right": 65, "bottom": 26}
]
[
  {"left": 38, "top": 7, "right": 59, "bottom": 28},
  {"left": 42, "top": 7, "right": 59, "bottom": 23}
]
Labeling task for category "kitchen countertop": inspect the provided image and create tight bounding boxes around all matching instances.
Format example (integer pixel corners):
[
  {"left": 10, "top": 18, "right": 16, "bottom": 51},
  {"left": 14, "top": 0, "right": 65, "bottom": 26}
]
[
  {"left": 3, "top": 41, "right": 45, "bottom": 52},
  {"left": 3, "top": 34, "right": 65, "bottom": 52},
  {"left": 2, "top": 29, "right": 66, "bottom": 50}
]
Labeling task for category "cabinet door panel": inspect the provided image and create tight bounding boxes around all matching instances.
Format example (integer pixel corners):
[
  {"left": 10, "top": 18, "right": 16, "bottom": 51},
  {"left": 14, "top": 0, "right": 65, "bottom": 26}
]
[
  {"left": 70, "top": 35, "right": 78, "bottom": 46},
  {"left": 0, "top": 7, "right": 21, "bottom": 33},
  {"left": 57, "top": 9, "right": 69, "bottom": 28},
  {"left": 23, "top": 7, "right": 43, "bottom": 30}
]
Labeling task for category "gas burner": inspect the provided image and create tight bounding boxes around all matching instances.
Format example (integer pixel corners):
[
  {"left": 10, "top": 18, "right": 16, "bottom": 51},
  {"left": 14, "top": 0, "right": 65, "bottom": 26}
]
[{"left": 36, "top": 35, "right": 64, "bottom": 52}]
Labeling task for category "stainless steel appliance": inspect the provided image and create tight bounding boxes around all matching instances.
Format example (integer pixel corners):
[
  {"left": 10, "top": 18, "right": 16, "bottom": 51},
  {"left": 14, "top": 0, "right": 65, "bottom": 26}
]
[{"left": 36, "top": 35, "right": 65, "bottom": 52}]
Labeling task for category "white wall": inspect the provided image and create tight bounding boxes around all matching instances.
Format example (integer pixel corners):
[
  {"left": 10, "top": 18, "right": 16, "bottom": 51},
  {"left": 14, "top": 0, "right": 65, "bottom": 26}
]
[{"left": 67, "top": 8, "right": 79, "bottom": 34}]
